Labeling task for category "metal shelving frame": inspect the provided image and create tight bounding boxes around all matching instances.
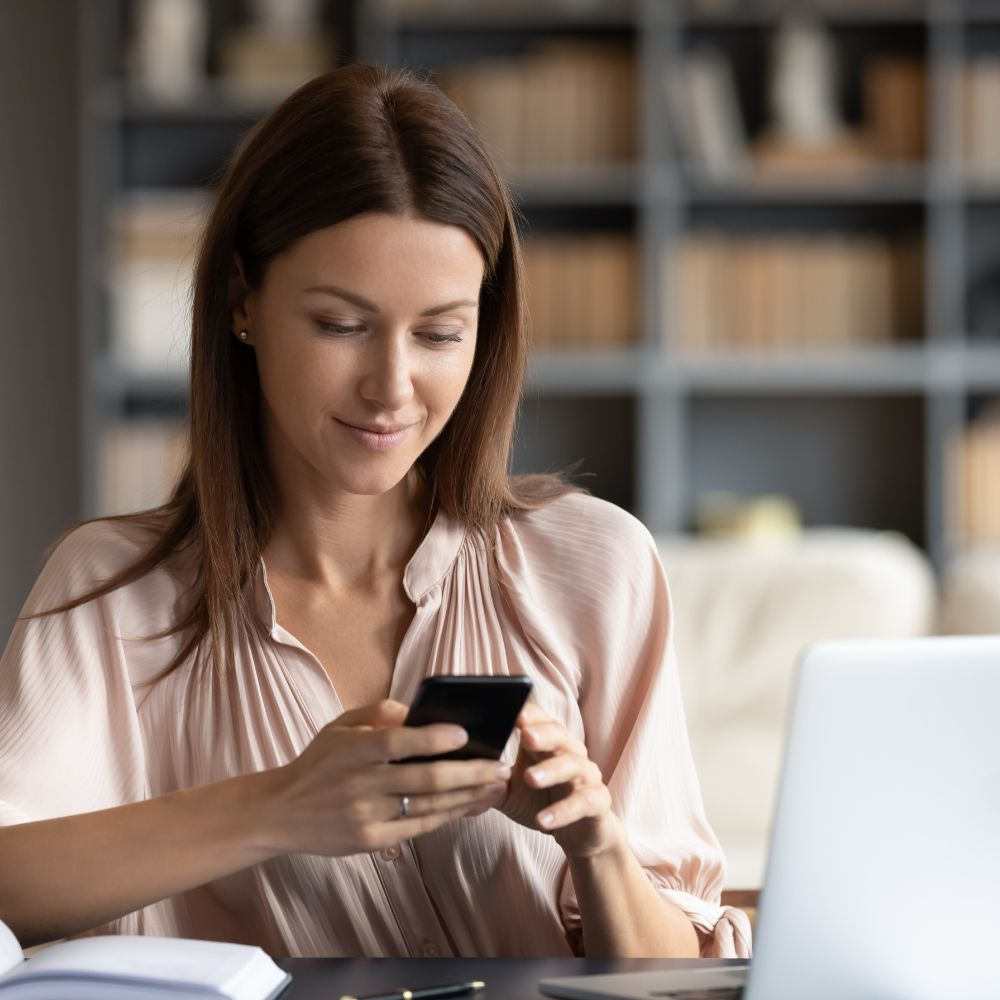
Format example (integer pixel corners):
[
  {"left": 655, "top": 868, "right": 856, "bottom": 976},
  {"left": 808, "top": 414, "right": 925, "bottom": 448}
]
[{"left": 79, "top": 0, "right": 1000, "bottom": 567}]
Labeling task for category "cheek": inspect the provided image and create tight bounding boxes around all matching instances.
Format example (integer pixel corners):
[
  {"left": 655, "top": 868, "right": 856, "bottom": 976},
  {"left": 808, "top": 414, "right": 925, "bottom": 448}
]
[
  {"left": 256, "top": 337, "right": 348, "bottom": 411},
  {"left": 424, "top": 349, "right": 477, "bottom": 414}
]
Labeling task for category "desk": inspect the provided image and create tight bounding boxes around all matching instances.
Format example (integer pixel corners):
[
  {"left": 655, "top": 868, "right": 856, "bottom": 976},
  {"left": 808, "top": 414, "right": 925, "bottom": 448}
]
[{"left": 278, "top": 957, "right": 748, "bottom": 999}]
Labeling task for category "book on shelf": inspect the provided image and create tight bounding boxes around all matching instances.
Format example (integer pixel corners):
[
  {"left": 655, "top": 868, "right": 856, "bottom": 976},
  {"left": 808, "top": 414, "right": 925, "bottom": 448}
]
[
  {"left": 864, "top": 56, "right": 927, "bottom": 163},
  {"left": 669, "top": 42, "right": 927, "bottom": 181},
  {"left": 665, "top": 50, "right": 750, "bottom": 181},
  {"left": 100, "top": 421, "right": 188, "bottom": 517},
  {"left": 952, "top": 405, "right": 1000, "bottom": 546},
  {"left": 217, "top": 26, "right": 334, "bottom": 104},
  {"left": 962, "top": 58, "right": 1000, "bottom": 179},
  {"left": 523, "top": 234, "right": 637, "bottom": 348},
  {"left": 666, "top": 232, "right": 922, "bottom": 352},
  {"left": 108, "top": 190, "right": 211, "bottom": 377},
  {"left": 0, "top": 917, "right": 289, "bottom": 1000},
  {"left": 440, "top": 41, "right": 635, "bottom": 174}
]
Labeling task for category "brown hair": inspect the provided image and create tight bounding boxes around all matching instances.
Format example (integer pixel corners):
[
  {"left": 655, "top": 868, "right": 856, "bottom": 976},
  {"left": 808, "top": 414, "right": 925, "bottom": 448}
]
[{"left": 37, "top": 64, "right": 575, "bottom": 677}]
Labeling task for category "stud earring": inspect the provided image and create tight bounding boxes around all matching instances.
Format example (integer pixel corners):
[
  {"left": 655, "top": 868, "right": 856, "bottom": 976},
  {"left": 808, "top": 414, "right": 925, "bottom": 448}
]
[{"left": 239, "top": 330, "right": 249, "bottom": 341}]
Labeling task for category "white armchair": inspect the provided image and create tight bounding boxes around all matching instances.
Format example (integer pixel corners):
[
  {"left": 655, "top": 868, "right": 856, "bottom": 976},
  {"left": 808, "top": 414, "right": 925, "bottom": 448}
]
[{"left": 656, "top": 529, "right": 936, "bottom": 889}]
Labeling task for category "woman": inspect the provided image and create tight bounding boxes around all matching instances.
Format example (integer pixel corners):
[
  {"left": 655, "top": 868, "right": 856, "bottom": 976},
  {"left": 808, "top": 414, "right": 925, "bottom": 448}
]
[{"left": 0, "top": 65, "right": 750, "bottom": 959}]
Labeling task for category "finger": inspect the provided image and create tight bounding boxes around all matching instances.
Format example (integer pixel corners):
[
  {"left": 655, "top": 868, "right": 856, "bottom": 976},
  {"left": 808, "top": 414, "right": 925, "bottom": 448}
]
[
  {"left": 520, "top": 721, "right": 586, "bottom": 757},
  {"left": 516, "top": 701, "right": 549, "bottom": 726},
  {"left": 376, "top": 797, "right": 499, "bottom": 844},
  {"left": 524, "top": 753, "right": 601, "bottom": 791},
  {"left": 386, "top": 782, "right": 508, "bottom": 822},
  {"left": 333, "top": 699, "right": 408, "bottom": 730},
  {"left": 374, "top": 759, "right": 512, "bottom": 795},
  {"left": 537, "top": 785, "right": 613, "bottom": 831},
  {"left": 361, "top": 722, "right": 469, "bottom": 764}
]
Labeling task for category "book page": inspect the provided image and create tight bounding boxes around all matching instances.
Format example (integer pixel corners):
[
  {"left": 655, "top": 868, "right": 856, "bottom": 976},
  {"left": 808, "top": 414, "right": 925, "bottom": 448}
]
[
  {"left": 2, "top": 935, "right": 261, "bottom": 991},
  {"left": 0, "top": 920, "right": 24, "bottom": 981}
]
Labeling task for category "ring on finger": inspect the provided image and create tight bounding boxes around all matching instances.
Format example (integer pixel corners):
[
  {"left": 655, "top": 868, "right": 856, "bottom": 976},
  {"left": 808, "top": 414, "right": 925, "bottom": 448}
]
[{"left": 399, "top": 794, "right": 410, "bottom": 819}]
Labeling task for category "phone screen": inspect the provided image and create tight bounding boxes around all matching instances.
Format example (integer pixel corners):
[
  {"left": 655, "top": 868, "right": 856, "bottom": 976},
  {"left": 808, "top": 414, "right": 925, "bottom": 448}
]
[{"left": 398, "top": 675, "right": 533, "bottom": 762}]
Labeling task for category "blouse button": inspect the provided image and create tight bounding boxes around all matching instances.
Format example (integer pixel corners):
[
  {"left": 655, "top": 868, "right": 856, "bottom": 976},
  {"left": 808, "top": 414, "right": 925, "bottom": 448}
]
[
  {"left": 421, "top": 940, "right": 441, "bottom": 957},
  {"left": 379, "top": 845, "right": 401, "bottom": 862}
]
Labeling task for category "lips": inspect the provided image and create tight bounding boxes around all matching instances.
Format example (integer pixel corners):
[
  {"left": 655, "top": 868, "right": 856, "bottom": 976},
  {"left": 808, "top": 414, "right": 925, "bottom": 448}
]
[
  {"left": 343, "top": 422, "right": 411, "bottom": 434},
  {"left": 336, "top": 418, "right": 415, "bottom": 451}
]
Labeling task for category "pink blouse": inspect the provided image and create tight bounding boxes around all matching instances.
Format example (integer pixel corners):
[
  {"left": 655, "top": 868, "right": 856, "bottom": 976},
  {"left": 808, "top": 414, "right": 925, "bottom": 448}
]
[{"left": 0, "top": 493, "right": 751, "bottom": 958}]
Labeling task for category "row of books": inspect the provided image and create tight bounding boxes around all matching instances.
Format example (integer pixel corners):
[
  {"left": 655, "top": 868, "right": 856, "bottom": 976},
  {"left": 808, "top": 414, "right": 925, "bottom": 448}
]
[
  {"left": 99, "top": 421, "right": 187, "bottom": 516},
  {"left": 668, "top": 233, "right": 924, "bottom": 351},
  {"left": 107, "top": 191, "right": 208, "bottom": 376},
  {"left": 522, "top": 234, "right": 638, "bottom": 348},
  {"left": 127, "top": 2, "right": 334, "bottom": 107},
  {"left": 951, "top": 406, "right": 1000, "bottom": 545},
  {"left": 669, "top": 51, "right": 926, "bottom": 180},
  {"left": 441, "top": 42, "right": 635, "bottom": 172}
]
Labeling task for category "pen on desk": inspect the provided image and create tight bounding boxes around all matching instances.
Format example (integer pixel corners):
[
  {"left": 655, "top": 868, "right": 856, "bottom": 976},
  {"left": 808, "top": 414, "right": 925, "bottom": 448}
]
[{"left": 339, "top": 980, "right": 486, "bottom": 1000}]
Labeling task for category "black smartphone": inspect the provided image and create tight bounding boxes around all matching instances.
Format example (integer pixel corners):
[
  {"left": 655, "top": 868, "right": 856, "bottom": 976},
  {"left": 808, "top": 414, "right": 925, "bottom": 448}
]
[{"left": 398, "top": 675, "right": 533, "bottom": 762}]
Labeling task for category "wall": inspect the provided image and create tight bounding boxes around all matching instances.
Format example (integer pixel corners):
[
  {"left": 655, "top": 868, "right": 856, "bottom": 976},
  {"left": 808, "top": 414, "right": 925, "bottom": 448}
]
[{"left": 0, "top": 2, "right": 81, "bottom": 635}]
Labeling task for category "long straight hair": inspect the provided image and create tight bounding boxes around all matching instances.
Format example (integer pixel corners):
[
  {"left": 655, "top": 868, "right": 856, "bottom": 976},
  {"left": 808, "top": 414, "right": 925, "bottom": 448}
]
[{"left": 36, "top": 65, "right": 574, "bottom": 678}]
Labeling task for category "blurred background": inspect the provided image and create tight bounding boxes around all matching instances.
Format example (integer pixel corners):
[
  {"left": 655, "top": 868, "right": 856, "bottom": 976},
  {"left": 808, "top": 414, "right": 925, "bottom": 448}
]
[{"left": 4, "top": 0, "right": 1000, "bottom": 892}]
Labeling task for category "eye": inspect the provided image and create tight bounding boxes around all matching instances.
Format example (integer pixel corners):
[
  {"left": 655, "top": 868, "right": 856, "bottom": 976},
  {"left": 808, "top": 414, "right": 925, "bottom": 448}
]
[
  {"left": 422, "top": 330, "right": 464, "bottom": 345},
  {"left": 316, "top": 319, "right": 365, "bottom": 336}
]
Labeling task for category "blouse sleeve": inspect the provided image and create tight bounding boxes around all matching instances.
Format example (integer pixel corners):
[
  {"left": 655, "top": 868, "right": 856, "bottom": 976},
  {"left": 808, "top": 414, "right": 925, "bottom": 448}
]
[
  {"left": 513, "top": 495, "right": 752, "bottom": 958},
  {"left": 0, "top": 523, "right": 147, "bottom": 827}
]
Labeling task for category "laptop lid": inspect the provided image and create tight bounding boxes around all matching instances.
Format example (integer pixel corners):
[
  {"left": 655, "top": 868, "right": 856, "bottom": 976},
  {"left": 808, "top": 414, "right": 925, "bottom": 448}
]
[{"left": 746, "top": 636, "right": 1000, "bottom": 1000}]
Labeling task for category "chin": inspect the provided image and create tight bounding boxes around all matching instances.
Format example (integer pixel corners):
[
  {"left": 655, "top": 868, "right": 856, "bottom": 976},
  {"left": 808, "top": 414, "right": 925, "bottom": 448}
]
[{"left": 333, "top": 468, "right": 413, "bottom": 498}]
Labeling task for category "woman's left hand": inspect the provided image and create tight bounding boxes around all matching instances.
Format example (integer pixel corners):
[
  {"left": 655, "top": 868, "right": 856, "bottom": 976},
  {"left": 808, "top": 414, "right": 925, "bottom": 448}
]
[{"left": 497, "top": 702, "right": 623, "bottom": 858}]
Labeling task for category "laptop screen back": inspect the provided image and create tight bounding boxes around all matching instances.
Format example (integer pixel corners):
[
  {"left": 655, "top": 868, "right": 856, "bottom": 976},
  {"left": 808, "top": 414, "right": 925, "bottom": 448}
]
[{"left": 746, "top": 636, "right": 1000, "bottom": 1000}]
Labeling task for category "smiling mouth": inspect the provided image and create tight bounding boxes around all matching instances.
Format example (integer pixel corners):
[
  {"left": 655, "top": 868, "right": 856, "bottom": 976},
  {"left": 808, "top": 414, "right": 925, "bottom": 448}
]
[{"left": 336, "top": 419, "right": 414, "bottom": 450}]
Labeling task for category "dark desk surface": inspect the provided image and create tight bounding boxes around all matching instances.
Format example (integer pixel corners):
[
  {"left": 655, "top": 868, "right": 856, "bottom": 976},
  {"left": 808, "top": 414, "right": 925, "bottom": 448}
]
[{"left": 278, "top": 957, "right": 748, "bottom": 1000}]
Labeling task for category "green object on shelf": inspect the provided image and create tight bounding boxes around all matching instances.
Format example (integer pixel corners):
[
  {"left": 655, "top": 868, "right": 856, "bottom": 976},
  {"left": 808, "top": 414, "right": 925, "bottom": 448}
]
[{"left": 694, "top": 492, "right": 803, "bottom": 540}]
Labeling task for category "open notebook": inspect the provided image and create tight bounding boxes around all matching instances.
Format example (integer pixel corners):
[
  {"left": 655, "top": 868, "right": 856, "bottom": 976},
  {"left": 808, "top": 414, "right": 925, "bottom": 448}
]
[{"left": 0, "top": 919, "right": 290, "bottom": 999}]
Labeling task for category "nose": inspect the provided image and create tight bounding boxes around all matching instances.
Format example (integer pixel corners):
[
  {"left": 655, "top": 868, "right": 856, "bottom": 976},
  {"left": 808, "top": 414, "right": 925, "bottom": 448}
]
[{"left": 357, "top": 331, "right": 415, "bottom": 412}]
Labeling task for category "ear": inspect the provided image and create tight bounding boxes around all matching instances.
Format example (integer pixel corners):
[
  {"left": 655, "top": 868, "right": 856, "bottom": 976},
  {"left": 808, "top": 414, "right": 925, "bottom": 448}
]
[{"left": 229, "top": 251, "right": 252, "bottom": 340}]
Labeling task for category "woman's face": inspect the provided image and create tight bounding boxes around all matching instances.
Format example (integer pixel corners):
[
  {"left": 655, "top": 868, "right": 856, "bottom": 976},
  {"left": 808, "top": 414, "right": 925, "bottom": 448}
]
[{"left": 236, "top": 212, "right": 483, "bottom": 500}]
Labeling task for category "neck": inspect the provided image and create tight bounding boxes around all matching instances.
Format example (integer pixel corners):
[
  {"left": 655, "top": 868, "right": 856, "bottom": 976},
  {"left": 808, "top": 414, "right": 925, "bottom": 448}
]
[{"left": 265, "top": 471, "right": 430, "bottom": 594}]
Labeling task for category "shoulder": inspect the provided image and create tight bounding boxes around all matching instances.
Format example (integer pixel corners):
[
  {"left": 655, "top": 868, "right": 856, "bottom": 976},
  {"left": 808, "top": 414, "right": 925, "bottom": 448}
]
[
  {"left": 506, "top": 492, "right": 659, "bottom": 575},
  {"left": 25, "top": 515, "right": 173, "bottom": 614},
  {"left": 498, "top": 493, "right": 665, "bottom": 615}
]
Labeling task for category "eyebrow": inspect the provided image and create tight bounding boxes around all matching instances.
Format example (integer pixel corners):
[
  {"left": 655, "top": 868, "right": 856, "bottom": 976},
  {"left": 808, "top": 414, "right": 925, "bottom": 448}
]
[{"left": 302, "top": 284, "right": 478, "bottom": 317}]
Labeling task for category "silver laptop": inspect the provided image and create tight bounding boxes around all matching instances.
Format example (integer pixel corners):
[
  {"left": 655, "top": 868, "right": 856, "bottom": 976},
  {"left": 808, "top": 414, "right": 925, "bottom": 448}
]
[{"left": 540, "top": 636, "right": 1000, "bottom": 1000}]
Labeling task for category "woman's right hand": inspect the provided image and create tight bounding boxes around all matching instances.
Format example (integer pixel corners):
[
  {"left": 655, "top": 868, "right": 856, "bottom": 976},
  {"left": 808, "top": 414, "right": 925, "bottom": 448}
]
[{"left": 254, "top": 699, "right": 510, "bottom": 857}]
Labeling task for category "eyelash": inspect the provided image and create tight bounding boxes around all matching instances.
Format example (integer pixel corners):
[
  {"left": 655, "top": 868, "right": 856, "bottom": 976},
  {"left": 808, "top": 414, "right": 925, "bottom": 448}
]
[{"left": 316, "top": 321, "right": 463, "bottom": 345}]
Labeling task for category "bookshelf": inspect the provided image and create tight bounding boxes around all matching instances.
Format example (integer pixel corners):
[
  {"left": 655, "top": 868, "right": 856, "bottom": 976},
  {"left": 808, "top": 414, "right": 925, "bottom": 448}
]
[{"left": 79, "top": 0, "right": 1000, "bottom": 566}]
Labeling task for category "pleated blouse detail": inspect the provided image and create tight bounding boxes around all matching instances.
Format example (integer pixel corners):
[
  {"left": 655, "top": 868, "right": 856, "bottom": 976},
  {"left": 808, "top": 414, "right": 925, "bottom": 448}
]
[{"left": 0, "top": 493, "right": 751, "bottom": 958}]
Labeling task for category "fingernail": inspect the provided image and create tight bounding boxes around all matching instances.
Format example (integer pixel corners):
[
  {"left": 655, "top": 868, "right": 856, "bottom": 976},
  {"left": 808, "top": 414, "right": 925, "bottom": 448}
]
[
  {"left": 528, "top": 766, "right": 547, "bottom": 784},
  {"left": 487, "top": 782, "right": 508, "bottom": 795},
  {"left": 494, "top": 764, "right": 512, "bottom": 780},
  {"left": 446, "top": 727, "right": 468, "bottom": 748},
  {"left": 538, "top": 811, "right": 555, "bottom": 828}
]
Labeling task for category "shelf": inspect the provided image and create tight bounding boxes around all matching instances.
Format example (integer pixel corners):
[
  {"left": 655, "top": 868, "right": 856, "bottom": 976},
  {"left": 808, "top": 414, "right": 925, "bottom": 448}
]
[
  {"left": 682, "top": 167, "right": 931, "bottom": 204},
  {"left": 382, "top": 0, "right": 638, "bottom": 33},
  {"left": 521, "top": 348, "right": 648, "bottom": 392},
  {"left": 682, "top": 2, "right": 930, "bottom": 27},
  {"left": 958, "top": 345, "right": 1000, "bottom": 389},
  {"left": 90, "top": 81, "right": 281, "bottom": 124},
  {"left": 962, "top": 177, "right": 1000, "bottom": 202},
  {"left": 671, "top": 345, "right": 933, "bottom": 393},
  {"left": 93, "top": 351, "right": 647, "bottom": 402},
  {"left": 92, "top": 361, "right": 187, "bottom": 404},
  {"left": 94, "top": 345, "right": 1000, "bottom": 404},
  {"left": 510, "top": 164, "right": 642, "bottom": 206},
  {"left": 80, "top": 0, "right": 1000, "bottom": 554}
]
